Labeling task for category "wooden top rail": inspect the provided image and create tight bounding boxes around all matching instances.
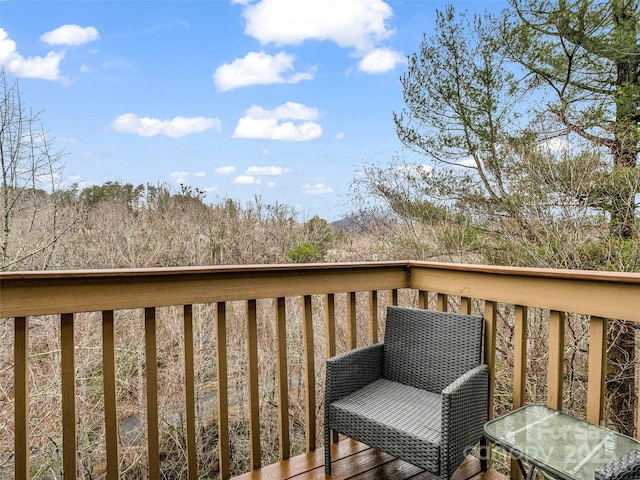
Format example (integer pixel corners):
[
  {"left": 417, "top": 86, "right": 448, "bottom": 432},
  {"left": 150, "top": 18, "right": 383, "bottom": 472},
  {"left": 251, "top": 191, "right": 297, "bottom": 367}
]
[
  {"left": 407, "top": 261, "right": 640, "bottom": 323},
  {"left": 1, "top": 261, "right": 639, "bottom": 322},
  {"left": 0, "top": 262, "right": 409, "bottom": 317}
]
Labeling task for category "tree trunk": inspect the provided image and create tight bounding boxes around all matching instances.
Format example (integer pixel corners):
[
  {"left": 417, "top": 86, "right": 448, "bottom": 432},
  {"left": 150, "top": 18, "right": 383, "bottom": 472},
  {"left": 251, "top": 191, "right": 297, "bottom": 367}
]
[
  {"left": 605, "top": 2, "right": 638, "bottom": 436},
  {"left": 609, "top": 0, "right": 639, "bottom": 239}
]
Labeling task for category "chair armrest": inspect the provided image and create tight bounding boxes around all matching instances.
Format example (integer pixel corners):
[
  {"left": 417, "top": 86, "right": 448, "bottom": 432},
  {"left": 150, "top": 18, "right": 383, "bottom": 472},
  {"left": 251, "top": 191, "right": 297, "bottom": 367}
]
[
  {"left": 324, "top": 343, "right": 383, "bottom": 474},
  {"left": 325, "top": 343, "right": 383, "bottom": 405},
  {"left": 595, "top": 449, "right": 640, "bottom": 480},
  {"left": 440, "top": 364, "right": 489, "bottom": 479}
]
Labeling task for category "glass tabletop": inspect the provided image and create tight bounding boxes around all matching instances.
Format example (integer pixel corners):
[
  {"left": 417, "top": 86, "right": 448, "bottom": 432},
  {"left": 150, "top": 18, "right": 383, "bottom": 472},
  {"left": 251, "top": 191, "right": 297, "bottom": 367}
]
[{"left": 484, "top": 405, "right": 640, "bottom": 480}]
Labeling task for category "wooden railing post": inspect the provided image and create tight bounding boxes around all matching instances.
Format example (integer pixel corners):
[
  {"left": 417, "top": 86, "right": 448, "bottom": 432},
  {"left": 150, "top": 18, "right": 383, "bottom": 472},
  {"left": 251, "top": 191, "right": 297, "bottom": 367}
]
[
  {"left": 246, "top": 299, "right": 261, "bottom": 469},
  {"left": 436, "top": 293, "right": 448, "bottom": 312},
  {"left": 183, "top": 305, "right": 197, "bottom": 480},
  {"left": 513, "top": 306, "right": 528, "bottom": 409},
  {"left": 391, "top": 288, "right": 398, "bottom": 306},
  {"left": 369, "top": 290, "right": 378, "bottom": 344},
  {"left": 216, "top": 302, "right": 230, "bottom": 479},
  {"left": 511, "top": 305, "right": 528, "bottom": 480},
  {"left": 484, "top": 302, "right": 498, "bottom": 420},
  {"left": 418, "top": 290, "right": 428, "bottom": 309},
  {"left": 324, "top": 294, "right": 336, "bottom": 359},
  {"left": 102, "top": 311, "right": 120, "bottom": 480},
  {"left": 483, "top": 301, "right": 498, "bottom": 471},
  {"left": 547, "top": 311, "right": 565, "bottom": 410},
  {"left": 144, "top": 308, "right": 160, "bottom": 480},
  {"left": 14, "top": 316, "right": 29, "bottom": 480},
  {"left": 347, "top": 292, "right": 357, "bottom": 349},
  {"left": 303, "top": 295, "right": 316, "bottom": 451},
  {"left": 324, "top": 294, "right": 339, "bottom": 444},
  {"left": 460, "top": 297, "right": 472, "bottom": 315},
  {"left": 61, "top": 313, "right": 78, "bottom": 480},
  {"left": 275, "top": 297, "right": 290, "bottom": 460},
  {"left": 587, "top": 316, "right": 607, "bottom": 425}
]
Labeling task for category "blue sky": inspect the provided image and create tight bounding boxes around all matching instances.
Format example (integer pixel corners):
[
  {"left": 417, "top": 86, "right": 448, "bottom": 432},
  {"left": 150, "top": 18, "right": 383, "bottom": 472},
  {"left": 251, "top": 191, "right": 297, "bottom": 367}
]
[{"left": 0, "top": 0, "right": 505, "bottom": 221}]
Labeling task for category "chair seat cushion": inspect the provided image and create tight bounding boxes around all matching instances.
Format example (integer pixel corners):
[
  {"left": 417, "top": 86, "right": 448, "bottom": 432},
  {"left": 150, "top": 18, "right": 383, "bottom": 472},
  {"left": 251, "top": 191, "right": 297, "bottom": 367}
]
[{"left": 329, "top": 378, "right": 442, "bottom": 472}]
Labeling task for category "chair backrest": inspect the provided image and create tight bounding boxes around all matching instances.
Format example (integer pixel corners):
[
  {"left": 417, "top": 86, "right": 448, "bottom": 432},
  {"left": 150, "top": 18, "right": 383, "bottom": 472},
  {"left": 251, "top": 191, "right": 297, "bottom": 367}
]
[{"left": 382, "top": 306, "right": 484, "bottom": 393}]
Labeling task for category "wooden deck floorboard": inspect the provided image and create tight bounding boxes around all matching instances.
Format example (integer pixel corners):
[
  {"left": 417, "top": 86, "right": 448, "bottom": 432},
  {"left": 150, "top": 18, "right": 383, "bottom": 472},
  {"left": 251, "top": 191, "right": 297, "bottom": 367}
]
[{"left": 232, "top": 439, "right": 507, "bottom": 480}]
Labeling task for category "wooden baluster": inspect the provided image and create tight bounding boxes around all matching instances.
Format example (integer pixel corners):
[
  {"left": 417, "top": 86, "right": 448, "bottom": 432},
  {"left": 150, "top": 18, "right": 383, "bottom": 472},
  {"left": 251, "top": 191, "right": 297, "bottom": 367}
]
[
  {"left": 14, "top": 316, "right": 29, "bottom": 480},
  {"left": 144, "top": 308, "right": 160, "bottom": 480},
  {"left": 369, "top": 290, "right": 378, "bottom": 344},
  {"left": 324, "top": 294, "right": 336, "bottom": 358},
  {"left": 102, "top": 311, "right": 120, "bottom": 480},
  {"left": 513, "top": 306, "right": 528, "bottom": 409},
  {"left": 483, "top": 301, "right": 498, "bottom": 471},
  {"left": 391, "top": 288, "right": 398, "bottom": 306},
  {"left": 324, "top": 294, "right": 339, "bottom": 444},
  {"left": 460, "top": 297, "right": 472, "bottom": 315},
  {"left": 511, "top": 305, "right": 528, "bottom": 480},
  {"left": 547, "top": 311, "right": 565, "bottom": 411},
  {"left": 418, "top": 290, "right": 428, "bottom": 309},
  {"left": 246, "top": 299, "right": 261, "bottom": 469},
  {"left": 437, "top": 293, "right": 448, "bottom": 312},
  {"left": 347, "top": 292, "right": 357, "bottom": 350},
  {"left": 275, "top": 297, "right": 290, "bottom": 460},
  {"left": 216, "top": 303, "right": 230, "bottom": 479},
  {"left": 183, "top": 305, "right": 197, "bottom": 479},
  {"left": 587, "top": 316, "right": 607, "bottom": 425},
  {"left": 61, "top": 313, "right": 77, "bottom": 479},
  {"left": 303, "top": 295, "right": 316, "bottom": 451},
  {"left": 484, "top": 302, "right": 498, "bottom": 420}
]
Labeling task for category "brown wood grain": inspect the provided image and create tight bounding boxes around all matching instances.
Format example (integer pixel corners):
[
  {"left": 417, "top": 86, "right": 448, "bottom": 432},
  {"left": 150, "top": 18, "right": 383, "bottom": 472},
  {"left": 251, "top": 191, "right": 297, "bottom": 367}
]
[{"left": 230, "top": 439, "right": 506, "bottom": 480}]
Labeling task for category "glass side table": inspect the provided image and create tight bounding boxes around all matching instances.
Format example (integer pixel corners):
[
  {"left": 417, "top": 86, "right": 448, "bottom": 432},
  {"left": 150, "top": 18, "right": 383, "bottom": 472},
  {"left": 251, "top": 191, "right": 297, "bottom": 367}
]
[{"left": 483, "top": 405, "right": 640, "bottom": 480}]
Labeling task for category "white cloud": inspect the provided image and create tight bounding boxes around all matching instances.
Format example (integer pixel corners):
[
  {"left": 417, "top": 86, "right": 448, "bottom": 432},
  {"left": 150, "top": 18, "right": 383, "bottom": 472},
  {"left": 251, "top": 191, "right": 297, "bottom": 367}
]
[
  {"left": 239, "top": 0, "right": 394, "bottom": 53},
  {"left": 111, "top": 113, "right": 222, "bottom": 138},
  {"left": 335, "top": 132, "right": 345, "bottom": 140},
  {"left": 0, "top": 28, "right": 64, "bottom": 80},
  {"left": 214, "top": 51, "right": 313, "bottom": 91},
  {"left": 233, "top": 102, "right": 322, "bottom": 141},
  {"left": 216, "top": 166, "right": 236, "bottom": 174},
  {"left": 358, "top": 47, "right": 405, "bottom": 73},
  {"left": 234, "top": 118, "right": 321, "bottom": 141},
  {"left": 244, "top": 102, "right": 320, "bottom": 121},
  {"left": 41, "top": 25, "right": 100, "bottom": 46},
  {"left": 170, "top": 171, "right": 190, "bottom": 183},
  {"left": 194, "top": 172, "right": 207, "bottom": 178},
  {"left": 302, "top": 183, "right": 333, "bottom": 195},
  {"left": 274, "top": 102, "right": 320, "bottom": 120},
  {"left": 234, "top": 175, "right": 261, "bottom": 184},
  {"left": 245, "top": 165, "right": 288, "bottom": 175}
]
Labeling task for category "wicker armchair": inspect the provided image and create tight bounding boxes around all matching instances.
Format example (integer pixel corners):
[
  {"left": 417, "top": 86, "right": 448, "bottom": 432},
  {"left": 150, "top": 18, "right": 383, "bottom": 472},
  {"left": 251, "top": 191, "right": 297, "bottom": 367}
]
[
  {"left": 324, "top": 306, "right": 489, "bottom": 478},
  {"left": 595, "top": 449, "right": 640, "bottom": 479}
]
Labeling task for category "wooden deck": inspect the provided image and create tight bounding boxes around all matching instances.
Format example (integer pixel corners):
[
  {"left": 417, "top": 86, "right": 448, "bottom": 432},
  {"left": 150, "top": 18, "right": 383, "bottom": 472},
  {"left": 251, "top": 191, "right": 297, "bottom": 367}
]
[{"left": 233, "top": 439, "right": 507, "bottom": 480}]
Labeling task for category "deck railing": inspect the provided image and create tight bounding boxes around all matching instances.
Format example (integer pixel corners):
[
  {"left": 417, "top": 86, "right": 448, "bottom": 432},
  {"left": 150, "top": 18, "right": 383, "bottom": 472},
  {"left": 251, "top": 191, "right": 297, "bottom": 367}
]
[{"left": 1, "top": 261, "right": 639, "bottom": 479}]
